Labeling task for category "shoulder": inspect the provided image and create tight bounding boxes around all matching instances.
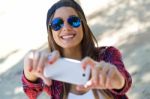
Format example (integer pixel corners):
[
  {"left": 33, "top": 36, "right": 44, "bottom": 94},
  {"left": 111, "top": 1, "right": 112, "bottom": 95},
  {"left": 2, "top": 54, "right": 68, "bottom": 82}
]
[
  {"left": 95, "top": 46, "right": 122, "bottom": 61},
  {"left": 95, "top": 46, "right": 121, "bottom": 55}
]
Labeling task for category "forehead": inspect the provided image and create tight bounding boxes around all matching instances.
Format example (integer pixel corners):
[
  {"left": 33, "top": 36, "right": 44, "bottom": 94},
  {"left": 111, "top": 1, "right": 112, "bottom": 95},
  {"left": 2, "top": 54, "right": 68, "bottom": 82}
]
[{"left": 53, "top": 7, "right": 78, "bottom": 18}]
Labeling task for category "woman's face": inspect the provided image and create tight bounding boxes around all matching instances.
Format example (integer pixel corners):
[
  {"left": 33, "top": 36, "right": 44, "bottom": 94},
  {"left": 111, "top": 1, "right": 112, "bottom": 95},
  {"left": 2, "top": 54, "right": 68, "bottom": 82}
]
[{"left": 51, "top": 7, "right": 83, "bottom": 49}]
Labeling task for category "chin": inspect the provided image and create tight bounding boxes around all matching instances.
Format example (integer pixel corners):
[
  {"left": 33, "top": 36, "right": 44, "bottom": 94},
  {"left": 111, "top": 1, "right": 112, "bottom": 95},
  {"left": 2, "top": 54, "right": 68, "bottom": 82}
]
[{"left": 61, "top": 44, "right": 79, "bottom": 49}]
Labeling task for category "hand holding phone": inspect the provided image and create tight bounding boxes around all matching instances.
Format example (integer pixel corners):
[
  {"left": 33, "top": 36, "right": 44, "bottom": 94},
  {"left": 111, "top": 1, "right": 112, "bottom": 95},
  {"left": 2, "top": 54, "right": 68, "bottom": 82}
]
[{"left": 44, "top": 58, "right": 90, "bottom": 85}]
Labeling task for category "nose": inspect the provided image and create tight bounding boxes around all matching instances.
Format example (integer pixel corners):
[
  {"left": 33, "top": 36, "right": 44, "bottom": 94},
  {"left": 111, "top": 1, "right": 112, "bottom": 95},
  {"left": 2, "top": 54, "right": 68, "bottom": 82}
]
[{"left": 62, "top": 21, "right": 72, "bottom": 31}]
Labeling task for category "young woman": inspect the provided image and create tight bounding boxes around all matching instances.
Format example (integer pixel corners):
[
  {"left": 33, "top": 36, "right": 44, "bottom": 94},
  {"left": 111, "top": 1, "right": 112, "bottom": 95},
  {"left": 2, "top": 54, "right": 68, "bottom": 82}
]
[{"left": 22, "top": 0, "right": 132, "bottom": 99}]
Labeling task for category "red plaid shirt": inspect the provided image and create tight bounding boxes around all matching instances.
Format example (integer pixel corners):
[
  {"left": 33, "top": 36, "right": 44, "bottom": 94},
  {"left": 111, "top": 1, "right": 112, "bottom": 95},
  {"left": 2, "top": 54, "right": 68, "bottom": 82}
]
[{"left": 22, "top": 46, "right": 132, "bottom": 99}]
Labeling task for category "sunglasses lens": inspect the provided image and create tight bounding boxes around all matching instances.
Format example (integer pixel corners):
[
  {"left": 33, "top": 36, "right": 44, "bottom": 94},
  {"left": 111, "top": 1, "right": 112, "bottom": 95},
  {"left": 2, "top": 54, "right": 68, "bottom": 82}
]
[
  {"left": 51, "top": 18, "right": 63, "bottom": 31},
  {"left": 68, "top": 16, "right": 81, "bottom": 28},
  {"left": 50, "top": 16, "right": 81, "bottom": 31}
]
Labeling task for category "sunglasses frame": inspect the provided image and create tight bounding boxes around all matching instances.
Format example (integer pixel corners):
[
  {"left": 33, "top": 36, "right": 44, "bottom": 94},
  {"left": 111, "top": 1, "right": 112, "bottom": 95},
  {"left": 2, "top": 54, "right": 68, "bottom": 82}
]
[{"left": 49, "top": 15, "right": 82, "bottom": 31}]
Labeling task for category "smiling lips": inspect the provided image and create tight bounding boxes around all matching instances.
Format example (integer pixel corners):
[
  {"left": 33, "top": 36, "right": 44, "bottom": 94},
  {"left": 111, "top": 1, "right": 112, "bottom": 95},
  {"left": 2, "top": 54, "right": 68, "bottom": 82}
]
[{"left": 60, "top": 34, "right": 76, "bottom": 40}]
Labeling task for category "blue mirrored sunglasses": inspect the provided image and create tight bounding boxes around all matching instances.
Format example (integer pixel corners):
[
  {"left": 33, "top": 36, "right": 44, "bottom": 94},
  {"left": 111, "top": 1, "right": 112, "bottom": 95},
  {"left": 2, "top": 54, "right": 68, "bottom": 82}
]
[{"left": 49, "top": 16, "right": 81, "bottom": 31}]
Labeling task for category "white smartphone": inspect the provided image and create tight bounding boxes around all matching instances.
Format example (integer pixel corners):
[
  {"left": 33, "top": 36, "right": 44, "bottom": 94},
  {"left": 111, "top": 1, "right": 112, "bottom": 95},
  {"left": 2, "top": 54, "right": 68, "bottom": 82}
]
[{"left": 43, "top": 58, "right": 91, "bottom": 85}]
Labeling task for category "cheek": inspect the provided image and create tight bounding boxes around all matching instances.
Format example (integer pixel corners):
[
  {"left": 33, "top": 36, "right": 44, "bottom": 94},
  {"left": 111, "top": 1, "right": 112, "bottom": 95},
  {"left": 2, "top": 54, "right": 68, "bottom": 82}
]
[
  {"left": 77, "top": 27, "right": 84, "bottom": 40},
  {"left": 52, "top": 32, "right": 59, "bottom": 42}
]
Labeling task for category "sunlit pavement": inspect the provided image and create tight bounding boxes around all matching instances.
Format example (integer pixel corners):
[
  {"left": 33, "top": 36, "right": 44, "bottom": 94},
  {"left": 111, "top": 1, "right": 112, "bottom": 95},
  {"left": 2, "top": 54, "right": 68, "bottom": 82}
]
[{"left": 0, "top": 0, "right": 150, "bottom": 99}]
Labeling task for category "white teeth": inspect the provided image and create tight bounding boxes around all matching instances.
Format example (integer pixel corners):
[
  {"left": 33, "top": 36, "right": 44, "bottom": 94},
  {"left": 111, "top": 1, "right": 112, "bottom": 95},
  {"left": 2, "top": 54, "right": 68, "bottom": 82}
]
[{"left": 62, "top": 35, "right": 74, "bottom": 39}]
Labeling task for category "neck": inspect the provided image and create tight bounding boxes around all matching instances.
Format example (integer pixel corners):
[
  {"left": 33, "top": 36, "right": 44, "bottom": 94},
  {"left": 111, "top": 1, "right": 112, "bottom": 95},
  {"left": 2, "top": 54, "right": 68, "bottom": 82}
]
[{"left": 62, "top": 47, "right": 82, "bottom": 60}]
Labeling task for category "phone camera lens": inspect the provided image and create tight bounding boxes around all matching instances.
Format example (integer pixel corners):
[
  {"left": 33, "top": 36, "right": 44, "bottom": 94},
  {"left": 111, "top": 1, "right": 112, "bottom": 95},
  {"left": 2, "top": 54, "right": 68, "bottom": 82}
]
[{"left": 82, "top": 73, "right": 86, "bottom": 77}]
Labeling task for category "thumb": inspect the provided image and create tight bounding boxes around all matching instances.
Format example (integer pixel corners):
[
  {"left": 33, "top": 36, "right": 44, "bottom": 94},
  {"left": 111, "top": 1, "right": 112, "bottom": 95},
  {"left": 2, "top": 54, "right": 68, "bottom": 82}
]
[
  {"left": 81, "top": 57, "right": 95, "bottom": 70},
  {"left": 24, "top": 51, "right": 34, "bottom": 72},
  {"left": 39, "top": 74, "right": 52, "bottom": 86},
  {"left": 76, "top": 85, "right": 90, "bottom": 92}
]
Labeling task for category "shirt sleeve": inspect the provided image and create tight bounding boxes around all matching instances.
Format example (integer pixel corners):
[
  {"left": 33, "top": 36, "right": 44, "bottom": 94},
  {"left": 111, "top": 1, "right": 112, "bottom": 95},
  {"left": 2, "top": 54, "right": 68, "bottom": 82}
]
[
  {"left": 21, "top": 72, "right": 44, "bottom": 99},
  {"left": 22, "top": 71, "right": 64, "bottom": 99},
  {"left": 99, "top": 46, "right": 132, "bottom": 95}
]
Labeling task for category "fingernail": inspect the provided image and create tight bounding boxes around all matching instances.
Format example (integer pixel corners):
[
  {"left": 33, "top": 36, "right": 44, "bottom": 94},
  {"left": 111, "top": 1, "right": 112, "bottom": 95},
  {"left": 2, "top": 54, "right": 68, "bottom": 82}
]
[{"left": 86, "top": 81, "right": 92, "bottom": 86}]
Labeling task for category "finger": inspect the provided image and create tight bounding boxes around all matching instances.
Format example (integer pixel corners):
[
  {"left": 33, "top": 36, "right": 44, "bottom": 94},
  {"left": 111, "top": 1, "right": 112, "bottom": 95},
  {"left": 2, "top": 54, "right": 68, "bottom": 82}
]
[
  {"left": 48, "top": 50, "right": 60, "bottom": 64},
  {"left": 108, "top": 66, "right": 125, "bottom": 89},
  {"left": 33, "top": 51, "right": 40, "bottom": 70},
  {"left": 106, "top": 66, "right": 116, "bottom": 89},
  {"left": 37, "top": 52, "right": 48, "bottom": 73},
  {"left": 84, "top": 80, "right": 93, "bottom": 88},
  {"left": 24, "top": 51, "right": 34, "bottom": 72},
  {"left": 99, "top": 65, "right": 109, "bottom": 87},
  {"left": 39, "top": 74, "right": 52, "bottom": 86},
  {"left": 81, "top": 57, "right": 95, "bottom": 70},
  {"left": 76, "top": 85, "right": 90, "bottom": 91},
  {"left": 105, "top": 76, "right": 112, "bottom": 89},
  {"left": 91, "top": 66, "right": 99, "bottom": 85},
  {"left": 47, "top": 53, "right": 52, "bottom": 64},
  {"left": 92, "top": 62, "right": 103, "bottom": 85},
  {"left": 97, "top": 75, "right": 106, "bottom": 89},
  {"left": 76, "top": 85, "right": 85, "bottom": 91}
]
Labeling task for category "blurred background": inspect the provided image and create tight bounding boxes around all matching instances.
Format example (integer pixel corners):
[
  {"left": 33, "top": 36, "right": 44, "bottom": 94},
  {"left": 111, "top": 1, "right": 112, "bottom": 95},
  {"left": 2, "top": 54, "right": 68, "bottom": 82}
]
[{"left": 0, "top": 0, "right": 150, "bottom": 99}]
